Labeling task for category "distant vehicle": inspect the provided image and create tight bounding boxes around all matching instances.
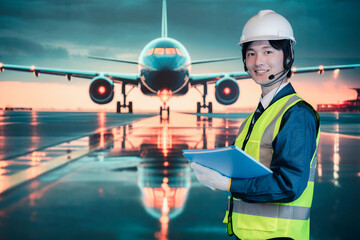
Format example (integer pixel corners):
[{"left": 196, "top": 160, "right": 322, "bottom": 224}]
[{"left": 1, "top": 0, "right": 359, "bottom": 117}]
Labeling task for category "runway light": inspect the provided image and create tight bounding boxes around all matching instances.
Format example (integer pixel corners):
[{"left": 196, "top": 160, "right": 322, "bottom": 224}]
[
  {"left": 98, "top": 86, "right": 106, "bottom": 95},
  {"left": 223, "top": 87, "right": 231, "bottom": 95},
  {"left": 163, "top": 161, "right": 169, "bottom": 167},
  {"left": 318, "top": 65, "right": 324, "bottom": 75},
  {"left": 357, "top": 172, "right": 360, "bottom": 177}
]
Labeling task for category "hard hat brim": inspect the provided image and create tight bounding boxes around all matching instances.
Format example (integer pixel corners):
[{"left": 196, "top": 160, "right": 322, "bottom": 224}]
[{"left": 238, "top": 35, "right": 296, "bottom": 46}]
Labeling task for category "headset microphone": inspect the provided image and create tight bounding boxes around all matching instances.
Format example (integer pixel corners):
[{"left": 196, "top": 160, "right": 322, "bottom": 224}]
[
  {"left": 268, "top": 70, "right": 285, "bottom": 80},
  {"left": 261, "top": 69, "right": 290, "bottom": 87}
]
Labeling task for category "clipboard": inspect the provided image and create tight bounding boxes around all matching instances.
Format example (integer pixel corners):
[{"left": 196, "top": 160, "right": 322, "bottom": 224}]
[{"left": 183, "top": 146, "right": 272, "bottom": 178}]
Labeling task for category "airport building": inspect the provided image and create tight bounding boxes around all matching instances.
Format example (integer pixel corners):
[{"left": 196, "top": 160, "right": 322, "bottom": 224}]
[{"left": 317, "top": 88, "right": 360, "bottom": 112}]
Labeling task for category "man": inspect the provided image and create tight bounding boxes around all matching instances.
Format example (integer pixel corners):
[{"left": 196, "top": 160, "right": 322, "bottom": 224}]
[{"left": 191, "top": 10, "right": 320, "bottom": 240}]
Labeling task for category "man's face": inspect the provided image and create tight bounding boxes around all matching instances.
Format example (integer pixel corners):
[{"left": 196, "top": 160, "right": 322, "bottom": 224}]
[{"left": 245, "top": 40, "right": 284, "bottom": 86}]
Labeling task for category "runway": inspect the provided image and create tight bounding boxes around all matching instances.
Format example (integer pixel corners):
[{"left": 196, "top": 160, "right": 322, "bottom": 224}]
[{"left": 0, "top": 111, "right": 359, "bottom": 240}]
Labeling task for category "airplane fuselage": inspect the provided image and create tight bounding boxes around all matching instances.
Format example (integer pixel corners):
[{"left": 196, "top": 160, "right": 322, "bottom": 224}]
[{"left": 138, "top": 38, "right": 191, "bottom": 96}]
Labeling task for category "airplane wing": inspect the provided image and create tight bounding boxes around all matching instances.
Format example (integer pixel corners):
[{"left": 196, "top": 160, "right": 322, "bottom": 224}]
[
  {"left": 189, "top": 72, "right": 249, "bottom": 85},
  {"left": 189, "top": 64, "right": 360, "bottom": 86},
  {"left": 291, "top": 64, "right": 360, "bottom": 74},
  {"left": 89, "top": 56, "right": 242, "bottom": 65},
  {"left": 191, "top": 57, "right": 241, "bottom": 65},
  {"left": 0, "top": 63, "right": 139, "bottom": 85},
  {"left": 88, "top": 56, "right": 138, "bottom": 65}
]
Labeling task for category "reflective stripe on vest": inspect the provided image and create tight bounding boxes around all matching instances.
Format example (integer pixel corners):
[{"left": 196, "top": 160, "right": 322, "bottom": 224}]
[
  {"left": 226, "top": 93, "right": 320, "bottom": 240},
  {"left": 259, "top": 94, "right": 303, "bottom": 168},
  {"left": 227, "top": 198, "right": 310, "bottom": 221},
  {"left": 309, "top": 148, "right": 318, "bottom": 182}
]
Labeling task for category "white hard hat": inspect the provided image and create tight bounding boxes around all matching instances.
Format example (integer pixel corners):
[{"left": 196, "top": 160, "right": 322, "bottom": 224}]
[{"left": 239, "top": 10, "right": 296, "bottom": 46}]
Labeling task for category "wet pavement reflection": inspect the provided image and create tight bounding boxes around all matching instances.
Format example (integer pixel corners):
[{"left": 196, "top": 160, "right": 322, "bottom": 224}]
[
  {"left": 0, "top": 112, "right": 359, "bottom": 239},
  {"left": 96, "top": 113, "right": 240, "bottom": 240}
]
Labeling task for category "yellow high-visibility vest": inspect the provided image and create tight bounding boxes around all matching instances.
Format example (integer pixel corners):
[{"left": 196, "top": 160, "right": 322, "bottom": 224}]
[{"left": 223, "top": 93, "right": 320, "bottom": 240}]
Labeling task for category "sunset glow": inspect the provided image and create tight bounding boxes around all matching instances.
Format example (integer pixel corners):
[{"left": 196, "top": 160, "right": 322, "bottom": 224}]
[{"left": 0, "top": 76, "right": 358, "bottom": 112}]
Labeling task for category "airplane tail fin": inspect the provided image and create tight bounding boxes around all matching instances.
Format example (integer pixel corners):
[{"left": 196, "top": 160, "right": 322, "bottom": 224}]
[{"left": 161, "top": 0, "right": 168, "bottom": 38}]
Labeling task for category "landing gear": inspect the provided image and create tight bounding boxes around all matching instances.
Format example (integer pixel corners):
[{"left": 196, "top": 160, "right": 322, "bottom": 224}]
[
  {"left": 116, "top": 84, "right": 135, "bottom": 113},
  {"left": 160, "top": 104, "right": 170, "bottom": 120},
  {"left": 195, "top": 84, "right": 213, "bottom": 113},
  {"left": 158, "top": 89, "right": 172, "bottom": 120},
  {"left": 117, "top": 101, "right": 132, "bottom": 113}
]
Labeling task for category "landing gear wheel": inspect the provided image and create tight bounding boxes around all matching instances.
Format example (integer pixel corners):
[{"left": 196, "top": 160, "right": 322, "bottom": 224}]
[
  {"left": 128, "top": 101, "right": 133, "bottom": 113},
  {"left": 208, "top": 102, "right": 213, "bottom": 113},
  {"left": 117, "top": 101, "right": 121, "bottom": 113},
  {"left": 197, "top": 102, "right": 201, "bottom": 113}
]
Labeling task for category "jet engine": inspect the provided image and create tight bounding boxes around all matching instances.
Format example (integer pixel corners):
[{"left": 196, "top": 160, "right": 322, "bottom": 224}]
[
  {"left": 215, "top": 77, "right": 239, "bottom": 105},
  {"left": 89, "top": 76, "right": 114, "bottom": 104}
]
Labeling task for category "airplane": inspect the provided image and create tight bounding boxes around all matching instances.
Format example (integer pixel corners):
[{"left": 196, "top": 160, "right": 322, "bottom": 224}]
[{"left": 0, "top": 0, "right": 359, "bottom": 117}]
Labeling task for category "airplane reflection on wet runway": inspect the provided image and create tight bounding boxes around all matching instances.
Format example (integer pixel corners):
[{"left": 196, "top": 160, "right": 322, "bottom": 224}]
[{"left": 88, "top": 113, "right": 240, "bottom": 240}]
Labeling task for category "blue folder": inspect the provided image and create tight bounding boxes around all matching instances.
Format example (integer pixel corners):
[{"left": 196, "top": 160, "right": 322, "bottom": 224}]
[{"left": 183, "top": 146, "right": 272, "bottom": 178}]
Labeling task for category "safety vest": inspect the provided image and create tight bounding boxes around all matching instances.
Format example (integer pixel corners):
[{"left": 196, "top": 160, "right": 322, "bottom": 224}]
[{"left": 223, "top": 93, "right": 320, "bottom": 240}]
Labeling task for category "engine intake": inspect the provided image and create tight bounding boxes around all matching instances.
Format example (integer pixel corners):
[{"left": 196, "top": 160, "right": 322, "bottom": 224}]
[
  {"left": 215, "top": 77, "right": 239, "bottom": 105},
  {"left": 89, "top": 76, "right": 114, "bottom": 104}
]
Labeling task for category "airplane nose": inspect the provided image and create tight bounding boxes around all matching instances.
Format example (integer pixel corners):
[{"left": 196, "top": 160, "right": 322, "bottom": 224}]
[
  {"left": 155, "top": 58, "right": 177, "bottom": 71},
  {"left": 143, "top": 68, "right": 187, "bottom": 92}
]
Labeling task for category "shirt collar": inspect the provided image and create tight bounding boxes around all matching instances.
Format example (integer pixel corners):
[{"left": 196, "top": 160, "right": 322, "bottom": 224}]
[{"left": 259, "top": 82, "right": 290, "bottom": 109}]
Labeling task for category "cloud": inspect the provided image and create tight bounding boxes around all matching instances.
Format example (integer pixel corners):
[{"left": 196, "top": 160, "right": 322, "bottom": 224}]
[{"left": 0, "top": 37, "right": 69, "bottom": 59}]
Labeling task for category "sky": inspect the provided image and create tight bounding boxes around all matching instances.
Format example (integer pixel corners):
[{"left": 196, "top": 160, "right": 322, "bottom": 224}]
[{"left": 0, "top": 0, "right": 359, "bottom": 112}]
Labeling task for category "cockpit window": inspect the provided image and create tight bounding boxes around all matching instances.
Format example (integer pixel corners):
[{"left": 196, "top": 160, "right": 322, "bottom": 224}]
[
  {"left": 154, "top": 48, "right": 165, "bottom": 55},
  {"left": 147, "top": 47, "right": 184, "bottom": 56},
  {"left": 165, "top": 48, "right": 176, "bottom": 55},
  {"left": 176, "top": 48, "right": 183, "bottom": 56},
  {"left": 146, "top": 48, "right": 154, "bottom": 56}
]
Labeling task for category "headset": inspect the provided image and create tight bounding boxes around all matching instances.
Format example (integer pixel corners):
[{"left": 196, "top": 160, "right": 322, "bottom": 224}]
[{"left": 263, "top": 55, "right": 293, "bottom": 87}]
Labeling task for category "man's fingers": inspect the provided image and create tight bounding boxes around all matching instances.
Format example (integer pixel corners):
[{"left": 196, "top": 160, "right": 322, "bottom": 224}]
[
  {"left": 190, "top": 162, "right": 198, "bottom": 170},
  {"left": 191, "top": 162, "right": 210, "bottom": 173}
]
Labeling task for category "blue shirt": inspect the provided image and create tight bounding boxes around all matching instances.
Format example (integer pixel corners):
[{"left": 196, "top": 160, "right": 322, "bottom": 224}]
[{"left": 230, "top": 83, "right": 319, "bottom": 203}]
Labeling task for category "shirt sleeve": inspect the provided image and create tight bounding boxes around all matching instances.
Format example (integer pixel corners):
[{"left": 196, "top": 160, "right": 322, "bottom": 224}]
[{"left": 230, "top": 102, "right": 318, "bottom": 203}]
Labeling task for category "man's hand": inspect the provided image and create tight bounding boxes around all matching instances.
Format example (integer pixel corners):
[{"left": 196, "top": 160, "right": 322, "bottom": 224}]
[{"left": 191, "top": 162, "right": 230, "bottom": 192}]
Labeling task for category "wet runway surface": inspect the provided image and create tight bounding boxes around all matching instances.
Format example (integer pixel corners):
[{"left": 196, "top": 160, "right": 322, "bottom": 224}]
[
  {"left": 0, "top": 111, "right": 156, "bottom": 160},
  {"left": 0, "top": 111, "right": 359, "bottom": 240}
]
